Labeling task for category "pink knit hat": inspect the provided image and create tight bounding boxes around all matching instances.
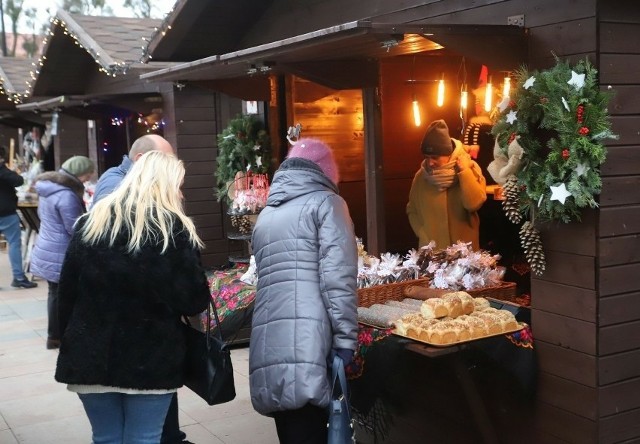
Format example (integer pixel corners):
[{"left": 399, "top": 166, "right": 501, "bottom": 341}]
[{"left": 287, "top": 138, "right": 339, "bottom": 184}]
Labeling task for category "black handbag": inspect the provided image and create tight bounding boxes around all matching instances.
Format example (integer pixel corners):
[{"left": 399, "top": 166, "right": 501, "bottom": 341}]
[
  {"left": 327, "top": 355, "right": 355, "bottom": 444},
  {"left": 183, "top": 301, "right": 236, "bottom": 406}
]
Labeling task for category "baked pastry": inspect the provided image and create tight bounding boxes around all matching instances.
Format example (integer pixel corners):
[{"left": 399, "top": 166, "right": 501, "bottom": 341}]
[
  {"left": 442, "top": 293, "right": 463, "bottom": 318},
  {"left": 494, "top": 310, "right": 518, "bottom": 331},
  {"left": 473, "top": 312, "right": 503, "bottom": 335},
  {"left": 420, "top": 298, "right": 448, "bottom": 319},
  {"left": 395, "top": 312, "right": 424, "bottom": 336},
  {"left": 473, "top": 297, "right": 491, "bottom": 312},
  {"left": 426, "top": 321, "right": 458, "bottom": 345},
  {"left": 459, "top": 315, "right": 489, "bottom": 339},
  {"left": 450, "top": 318, "right": 471, "bottom": 342},
  {"left": 454, "top": 292, "right": 475, "bottom": 315}
]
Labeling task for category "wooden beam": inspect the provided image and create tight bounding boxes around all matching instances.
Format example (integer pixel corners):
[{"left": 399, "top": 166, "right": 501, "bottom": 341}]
[{"left": 363, "top": 83, "right": 385, "bottom": 255}]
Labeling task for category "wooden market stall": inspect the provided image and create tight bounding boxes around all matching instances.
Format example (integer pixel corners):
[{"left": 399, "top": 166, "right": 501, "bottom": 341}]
[{"left": 138, "top": 1, "right": 640, "bottom": 442}]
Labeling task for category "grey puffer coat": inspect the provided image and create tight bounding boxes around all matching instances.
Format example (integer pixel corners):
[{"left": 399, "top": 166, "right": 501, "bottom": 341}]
[{"left": 249, "top": 157, "right": 358, "bottom": 415}]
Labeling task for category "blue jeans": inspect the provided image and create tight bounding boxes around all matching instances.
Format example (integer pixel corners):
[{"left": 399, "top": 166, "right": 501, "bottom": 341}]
[
  {"left": 0, "top": 214, "right": 26, "bottom": 280},
  {"left": 78, "top": 392, "right": 173, "bottom": 444}
]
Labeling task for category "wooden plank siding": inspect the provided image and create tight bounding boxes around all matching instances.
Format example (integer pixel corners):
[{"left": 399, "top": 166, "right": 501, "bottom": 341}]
[
  {"left": 163, "top": 84, "right": 230, "bottom": 268},
  {"left": 53, "top": 114, "right": 89, "bottom": 168},
  {"left": 597, "top": 3, "right": 640, "bottom": 441}
]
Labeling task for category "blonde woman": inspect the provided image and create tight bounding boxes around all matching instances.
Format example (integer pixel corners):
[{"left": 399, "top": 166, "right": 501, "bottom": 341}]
[{"left": 54, "top": 151, "right": 211, "bottom": 444}]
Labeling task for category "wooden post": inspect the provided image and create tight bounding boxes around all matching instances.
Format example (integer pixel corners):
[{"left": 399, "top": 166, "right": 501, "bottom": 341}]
[
  {"left": 363, "top": 85, "right": 385, "bottom": 256},
  {"left": 8, "top": 138, "right": 14, "bottom": 169}
]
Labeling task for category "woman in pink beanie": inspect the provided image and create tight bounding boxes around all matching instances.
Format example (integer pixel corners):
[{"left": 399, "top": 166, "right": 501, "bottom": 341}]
[{"left": 249, "top": 138, "right": 358, "bottom": 443}]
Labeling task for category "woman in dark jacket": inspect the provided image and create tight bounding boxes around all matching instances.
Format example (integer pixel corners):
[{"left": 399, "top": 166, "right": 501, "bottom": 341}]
[
  {"left": 31, "top": 155, "right": 94, "bottom": 349},
  {"left": 250, "top": 138, "right": 358, "bottom": 443},
  {"left": 55, "top": 151, "right": 211, "bottom": 444}
]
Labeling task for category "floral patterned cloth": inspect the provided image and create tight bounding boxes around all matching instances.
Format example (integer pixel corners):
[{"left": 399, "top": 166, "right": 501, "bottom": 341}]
[
  {"left": 202, "top": 266, "right": 256, "bottom": 330},
  {"left": 346, "top": 325, "right": 393, "bottom": 380}
]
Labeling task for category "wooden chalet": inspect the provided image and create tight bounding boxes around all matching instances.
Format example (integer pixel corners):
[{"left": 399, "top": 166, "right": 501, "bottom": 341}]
[
  {"left": 137, "top": 1, "right": 640, "bottom": 442},
  {"left": 0, "top": 57, "right": 45, "bottom": 151},
  {"left": 15, "top": 10, "right": 174, "bottom": 176}
]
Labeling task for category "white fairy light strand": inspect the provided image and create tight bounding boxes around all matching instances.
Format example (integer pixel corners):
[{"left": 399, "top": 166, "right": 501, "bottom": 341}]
[{"left": 139, "top": 5, "right": 176, "bottom": 62}]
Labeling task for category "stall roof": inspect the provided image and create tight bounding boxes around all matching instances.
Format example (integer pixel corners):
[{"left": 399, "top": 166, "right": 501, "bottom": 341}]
[
  {"left": 28, "top": 10, "right": 171, "bottom": 97},
  {"left": 16, "top": 92, "right": 163, "bottom": 116},
  {"left": 0, "top": 57, "right": 35, "bottom": 105},
  {"left": 141, "top": 0, "right": 275, "bottom": 63},
  {"left": 141, "top": 21, "right": 526, "bottom": 88}
]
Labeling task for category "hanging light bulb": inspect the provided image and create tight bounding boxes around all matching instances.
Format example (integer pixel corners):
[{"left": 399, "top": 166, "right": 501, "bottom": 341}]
[
  {"left": 412, "top": 93, "right": 421, "bottom": 127},
  {"left": 460, "top": 84, "right": 468, "bottom": 110},
  {"left": 484, "top": 75, "right": 493, "bottom": 112},
  {"left": 437, "top": 74, "right": 445, "bottom": 107},
  {"left": 503, "top": 76, "right": 511, "bottom": 98}
]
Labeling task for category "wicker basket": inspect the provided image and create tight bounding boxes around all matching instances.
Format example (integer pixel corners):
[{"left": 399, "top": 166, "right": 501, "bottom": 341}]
[
  {"left": 357, "top": 278, "right": 429, "bottom": 308},
  {"left": 467, "top": 281, "right": 518, "bottom": 302}
]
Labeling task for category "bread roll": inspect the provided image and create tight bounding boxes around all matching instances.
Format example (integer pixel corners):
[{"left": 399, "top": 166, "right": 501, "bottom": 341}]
[
  {"left": 494, "top": 310, "right": 518, "bottom": 331},
  {"left": 473, "top": 312, "right": 502, "bottom": 335},
  {"left": 451, "top": 318, "right": 471, "bottom": 342},
  {"left": 404, "top": 285, "right": 448, "bottom": 300},
  {"left": 473, "top": 297, "right": 491, "bottom": 312},
  {"left": 460, "top": 315, "right": 489, "bottom": 339},
  {"left": 421, "top": 298, "right": 448, "bottom": 319},
  {"left": 442, "top": 294, "right": 463, "bottom": 318},
  {"left": 426, "top": 321, "right": 458, "bottom": 345}
]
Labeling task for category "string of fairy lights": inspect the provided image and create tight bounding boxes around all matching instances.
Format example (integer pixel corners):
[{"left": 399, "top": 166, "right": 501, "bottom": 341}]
[{"left": 139, "top": 4, "right": 177, "bottom": 62}]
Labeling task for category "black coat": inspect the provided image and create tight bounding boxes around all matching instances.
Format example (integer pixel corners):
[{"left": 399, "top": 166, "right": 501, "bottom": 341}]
[
  {"left": 55, "top": 219, "right": 211, "bottom": 390},
  {"left": 0, "top": 163, "right": 24, "bottom": 216}
]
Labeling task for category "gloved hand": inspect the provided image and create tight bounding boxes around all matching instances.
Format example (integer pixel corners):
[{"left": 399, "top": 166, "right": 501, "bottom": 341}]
[{"left": 330, "top": 348, "right": 355, "bottom": 367}]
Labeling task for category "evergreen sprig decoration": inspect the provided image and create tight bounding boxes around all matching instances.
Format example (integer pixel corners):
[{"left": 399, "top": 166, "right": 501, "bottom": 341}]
[
  {"left": 491, "top": 58, "right": 616, "bottom": 224},
  {"left": 215, "top": 114, "right": 270, "bottom": 203}
]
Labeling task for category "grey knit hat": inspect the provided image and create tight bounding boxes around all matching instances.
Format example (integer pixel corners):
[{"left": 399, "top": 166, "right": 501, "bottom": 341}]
[
  {"left": 61, "top": 156, "right": 95, "bottom": 177},
  {"left": 421, "top": 119, "right": 454, "bottom": 156}
]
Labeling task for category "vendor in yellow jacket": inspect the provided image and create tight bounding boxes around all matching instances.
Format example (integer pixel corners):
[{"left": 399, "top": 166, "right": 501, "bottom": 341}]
[{"left": 407, "top": 119, "right": 487, "bottom": 250}]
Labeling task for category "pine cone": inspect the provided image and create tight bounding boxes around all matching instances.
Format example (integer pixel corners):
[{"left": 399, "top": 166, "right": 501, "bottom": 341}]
[
  {"left": 238, "top": 216, "right": 253, "bottom": 234},
  {"left": 230, "top": 215, "right": 240, "bottom": 228},
  {"left": 502, "top": 175, "right": 522, "bottom": 224},
  {"left": 519, "top": 221, "right": 546, "bottom": 276}
]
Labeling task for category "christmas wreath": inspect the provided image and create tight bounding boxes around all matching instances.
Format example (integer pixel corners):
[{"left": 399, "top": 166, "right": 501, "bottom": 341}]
[
  {"left": 215, "top": 114, "right": 270, "bottom": 203},
  {"left": 490, "top": 58, "right": 616, "bottom": 274}
]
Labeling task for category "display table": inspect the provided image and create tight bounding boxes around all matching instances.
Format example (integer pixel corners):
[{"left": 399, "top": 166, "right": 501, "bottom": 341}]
[{"left": 349, "top": 305, "right": 535, "bottom": 444}]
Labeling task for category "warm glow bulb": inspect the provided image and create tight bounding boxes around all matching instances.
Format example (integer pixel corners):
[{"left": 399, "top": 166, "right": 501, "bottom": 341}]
[
  {"left": 437, "top": 79, "right": 445, "bottom": 107},
  {"left": 503, "top": 76, "right": 511, "bottom": 98},
  {"left": 460, "top": 89, "right": 468, "bottom": 110},
  {"left": 412, "top": 97, "right": 421, "bottom": 127},
  {"left": 484, "top": 77, "right": 493, "bottom": 112}
]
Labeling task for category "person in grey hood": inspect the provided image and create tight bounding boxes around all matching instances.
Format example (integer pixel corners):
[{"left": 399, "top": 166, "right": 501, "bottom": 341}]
[{"left": 250, "top": 138, "right": 358, "bottom": 444}]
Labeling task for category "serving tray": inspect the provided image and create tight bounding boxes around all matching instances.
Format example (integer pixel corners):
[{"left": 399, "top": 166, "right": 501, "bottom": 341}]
[{"left": 392, "top": 322, "right": 527, "bottom": 348}]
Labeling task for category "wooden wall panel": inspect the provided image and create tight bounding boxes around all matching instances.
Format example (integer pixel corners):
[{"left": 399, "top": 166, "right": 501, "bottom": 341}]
[
  {"left": 533, "top": 251, "right": 595, "bottom": 289},
  {"left": 600, "top": 176, "right": 640, "bottom": 206},
  {"left": 600, "top": 321, "right": 640, "bottom": 355},
  {"left": 178, "top": 148, "right": 216, "bottom": 162},
  {"left": 531, "top": 310, "right": 596, "bottom": 354},
  {"left": 599, "top": 349, "right": 640, "bottom": 386},
  {"left": 600, "top": 263, "right": 640, "bottom": 296},
  {"left": 599, "top": 407, "right": 640, "bottom": 444},
  {"left": 177, "top": 134, "right": 218, "bottom": 149},
  {"left": 183, "top": 174, "right": 215, "bottom": 189},
  {"left": 601, "top": 145, "right": 640, "bottom": 176},
  {"left": 608, "top": 115, "right": 640, "bottom": 146},
  {"left": 531, "top": 280, "right": 596, "bottom": 322},
  {"left": 529, "top": 18, "right": 596, "bottom": 60},
  {"left": 184, "top": 160, "right": 216, "bottom": 176},
  {"left": 607, "top": 85, "right": 640, "bottom": 116},
  {"left": 599, "top": 54, "right": 640, "bottom": 85},
  {"left": 600, "top": 206, "right": 640, "bottom": 237},
  {"left": 599, "top": 378, "right": 640, "bottom": 417},
  {"left": 599, "top": 292, "right": 640, "bottom": 326},
  {"left": 599, "top": 235, "right": 640, "bottom": 267},
  {"left": 536, "top": 342, "right": 597, "bottom": 387},
  {"left": 537, "top": 209, "right": 596, "bottom": 256},
  {"left": 600, "top": 22, "right": 640, "bottom": 54},
  {"left": 537, "top": 372, "right": 597, "bottom": 420},
  {"left": 534, "top": 401, "right": 597, "bottom": 444}
]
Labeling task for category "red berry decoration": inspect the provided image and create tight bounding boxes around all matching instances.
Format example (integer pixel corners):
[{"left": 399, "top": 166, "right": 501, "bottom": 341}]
[
  {"left": 509, "top": 100, "right": 516, "bottom": 108},
  {"left": 562, "top": 149, "right": 570, "bottom": 160},
  {"left": 508, "top": 133, "right": 517, "bottom": 143},
  {"left": 540, "top": 97, "right": 549, "bottom": 104},
  {"left": 576, "top": 104, "right": 585, "bottom": 124},
  {"left": 578, "top": 126, "right": 590, "bottom": 136}
]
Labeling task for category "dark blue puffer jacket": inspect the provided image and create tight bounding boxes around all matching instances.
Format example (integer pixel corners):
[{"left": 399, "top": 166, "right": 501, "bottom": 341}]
[{"left": 30, "top": 170, "right": 85, "bottom": 283}]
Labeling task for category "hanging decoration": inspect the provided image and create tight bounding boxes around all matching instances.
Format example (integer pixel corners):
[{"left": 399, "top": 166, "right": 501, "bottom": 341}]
[
  {"left": 215, "top": 114, "right": 270, "bottom": 204},
  {"left": 490, "top": 57, "right": 617, "bottom": 275}
]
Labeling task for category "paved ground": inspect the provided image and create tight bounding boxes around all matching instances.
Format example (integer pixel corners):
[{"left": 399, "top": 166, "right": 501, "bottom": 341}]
[{"left": 0, "top": 245, "right": 279, "bottom": 444}]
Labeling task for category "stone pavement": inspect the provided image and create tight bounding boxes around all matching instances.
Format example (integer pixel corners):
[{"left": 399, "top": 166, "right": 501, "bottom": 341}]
[{"left": 0, "top": 246, "right": 279, "bottom": 444}]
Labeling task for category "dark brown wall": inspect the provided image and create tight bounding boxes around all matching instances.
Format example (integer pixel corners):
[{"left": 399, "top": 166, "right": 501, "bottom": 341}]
[
  {"left": 54, "top": 114, "right": 89, "bottom": 168},
  {"left": 162, "top": 84, "right": 231, "bottom": 268},
  {"left": 597, "top": 2, "right": 640, "bottom": 442}
]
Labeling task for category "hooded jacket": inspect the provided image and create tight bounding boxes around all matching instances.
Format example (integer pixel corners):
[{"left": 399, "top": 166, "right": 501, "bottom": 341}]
[
  {"left": 249, "top": 157, "right": 358, "bottom": 415},
  {"left": 407, "top": 139, "right": 487, "bottom": 249},
  {"left": 30, "top": 170, "right": 86, "bottom": 283}
]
